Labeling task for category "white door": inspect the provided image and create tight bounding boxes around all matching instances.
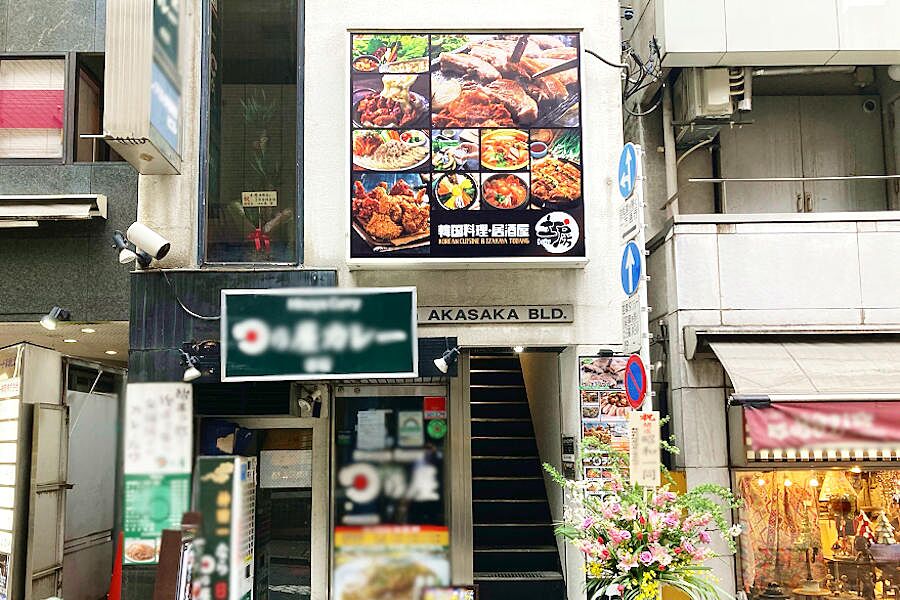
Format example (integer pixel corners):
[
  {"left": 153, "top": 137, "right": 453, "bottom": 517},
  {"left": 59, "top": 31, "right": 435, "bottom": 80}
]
[
  {"left": 62, "top": 391, "right": 118, "bottom": 600},
  {"left": 799, "top": 95, "right": 887, "bottom": 212},
  {"left": 26, "top": 403, "right": 68, "bottom": 599},
  {"left": 718, "top": 96, "right": 805, "bottom": 213}
]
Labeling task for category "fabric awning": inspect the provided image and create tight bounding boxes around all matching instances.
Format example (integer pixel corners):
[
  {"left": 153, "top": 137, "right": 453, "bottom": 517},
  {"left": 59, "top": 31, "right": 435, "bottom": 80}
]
[
  {"left": 709, "top": 339, "right": 900, "bottom": 396},
  {"left": 0, "top": 194, "right": 107, "bottom": 224}
]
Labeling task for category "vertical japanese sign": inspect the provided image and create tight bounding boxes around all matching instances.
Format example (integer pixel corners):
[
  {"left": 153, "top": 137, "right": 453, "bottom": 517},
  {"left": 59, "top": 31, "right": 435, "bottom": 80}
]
[
  {"left": 193, "top": 456, "right": 256, "bottom": 600},
  {"left": 122, "top": 383, "right": 192, "bottom": 564},
  {"left": 629, "top": 411, "right": 661, "bottom": 488},
  {"left": 151, "top": 0, "right": 181, "bottom": 154},
  {"left": 349, "top": 32, "right": 585, "bottom": 260}
]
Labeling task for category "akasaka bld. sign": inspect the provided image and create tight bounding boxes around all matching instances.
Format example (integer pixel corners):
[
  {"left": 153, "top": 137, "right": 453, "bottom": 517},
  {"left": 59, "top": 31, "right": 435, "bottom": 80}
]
[
  {"left": 221, "top": 288, "right": 417, "bottom": 381},
  {"left": 418, "top": 305, "right": 573, "bottom": 324}
]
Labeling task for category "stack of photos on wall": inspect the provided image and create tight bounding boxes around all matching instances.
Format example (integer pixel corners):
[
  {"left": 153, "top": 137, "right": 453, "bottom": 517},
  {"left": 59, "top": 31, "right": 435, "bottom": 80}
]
[{"left": 349, "top": 32, "right": 586, "bottom": 259}]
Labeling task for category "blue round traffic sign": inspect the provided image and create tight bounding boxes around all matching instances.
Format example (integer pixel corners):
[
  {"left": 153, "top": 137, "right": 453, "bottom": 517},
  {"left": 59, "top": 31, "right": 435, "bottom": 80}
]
[
  {"left": 625, "top": 354, "right": 647, "bottom": 409},
  {"left": 620, "top": 241, "right": 642, "bottom": 296},
  {"left": 618, "top": 143, "right": 638, "bottom": 200}
]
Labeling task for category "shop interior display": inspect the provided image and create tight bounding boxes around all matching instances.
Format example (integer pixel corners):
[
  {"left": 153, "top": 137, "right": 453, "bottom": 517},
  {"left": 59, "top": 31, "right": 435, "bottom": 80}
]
[{"left": 738, "top": 470, "right": 900, "bottom": 600}]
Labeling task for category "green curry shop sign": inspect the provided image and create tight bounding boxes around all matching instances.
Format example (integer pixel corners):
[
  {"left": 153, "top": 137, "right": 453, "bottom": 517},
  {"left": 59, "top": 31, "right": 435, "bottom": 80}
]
[{"left": 221, "top": 287, "right": 418, "bottom": 381}]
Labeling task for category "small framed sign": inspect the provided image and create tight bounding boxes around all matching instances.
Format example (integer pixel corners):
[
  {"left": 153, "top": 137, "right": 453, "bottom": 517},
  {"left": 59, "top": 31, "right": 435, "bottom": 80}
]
[{"left": 421, "top": 585, "right": 478, "bottom": 600}]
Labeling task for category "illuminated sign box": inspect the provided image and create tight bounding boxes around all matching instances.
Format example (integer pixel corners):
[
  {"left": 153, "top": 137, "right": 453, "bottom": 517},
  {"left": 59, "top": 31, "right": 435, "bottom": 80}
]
[
  {"left": 221, "top": 287, "right": 418, "bottom": 381},
  {"left": 348, "top": 31, "right": 586, "bottom": 266},
  {"left": 104, "top": 0, "right": 182, "bottom": 174}
]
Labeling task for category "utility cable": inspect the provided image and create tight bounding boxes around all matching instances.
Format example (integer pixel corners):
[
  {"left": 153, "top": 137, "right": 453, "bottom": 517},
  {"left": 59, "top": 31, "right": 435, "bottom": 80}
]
[{"left": 162, "top": 272, "right": 221, "bottom": 321}]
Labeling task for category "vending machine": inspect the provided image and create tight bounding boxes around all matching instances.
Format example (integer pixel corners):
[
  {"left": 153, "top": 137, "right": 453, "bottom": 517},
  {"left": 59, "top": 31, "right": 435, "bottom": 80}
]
[{"left": 194, "top": 456, "right": 257, "bottom": 600}]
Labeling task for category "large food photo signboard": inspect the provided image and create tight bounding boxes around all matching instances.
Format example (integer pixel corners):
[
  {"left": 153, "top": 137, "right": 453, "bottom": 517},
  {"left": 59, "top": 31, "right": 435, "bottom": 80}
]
[{"left": 349, "top": 32, "right": 585, "bottom": 260}]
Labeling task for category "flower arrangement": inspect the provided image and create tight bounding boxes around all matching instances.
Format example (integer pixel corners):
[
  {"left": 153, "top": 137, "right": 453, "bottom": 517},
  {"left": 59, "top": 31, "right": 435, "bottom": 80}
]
[{"left": 545, "top": 436, "right": 743, "bottom": 600}]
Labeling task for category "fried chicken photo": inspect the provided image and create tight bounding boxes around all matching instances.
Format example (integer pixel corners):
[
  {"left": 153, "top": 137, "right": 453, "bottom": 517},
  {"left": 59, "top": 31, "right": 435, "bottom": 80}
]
[{"left": 351, "top": 178, "right": 430, "bottom": 243}]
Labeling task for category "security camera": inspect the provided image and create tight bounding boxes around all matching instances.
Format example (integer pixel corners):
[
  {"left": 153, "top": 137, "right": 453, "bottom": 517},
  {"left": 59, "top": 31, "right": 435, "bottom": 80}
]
[
  {"left": 623, "top": 8, "right": 634, "bottom": 19},
  {"left": 126, "top": 222, "right": 171, "bottom": 260}
]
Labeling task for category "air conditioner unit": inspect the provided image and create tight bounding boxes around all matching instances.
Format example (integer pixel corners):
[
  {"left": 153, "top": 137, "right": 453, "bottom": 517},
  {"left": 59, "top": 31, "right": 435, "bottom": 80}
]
[{"left": 673, "top": 68, "right": 734, "bottom": 123}]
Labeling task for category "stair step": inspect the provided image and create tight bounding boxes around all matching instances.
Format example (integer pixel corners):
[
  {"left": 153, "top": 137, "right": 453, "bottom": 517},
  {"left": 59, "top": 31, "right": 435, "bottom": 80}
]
[
  {"left": 472, "top": 419, "right": 534, "bottom": 436},
  {"left": 474, "top": 578, "right": 566, "bottom": 600},
  {"left": 471, "top": 402, "right": 531, "bottom": 419},
  {"left": 476, "top": 546, "right": 557, "bottom": 553},
  {"left": 474, "top": 523, "right": 551, "bottom": 528},
  {"left": 473, "top": 477, "right": 546, "bottom": 499},
  {"left": 475, "top": 525, "right": 557, "bottom": 547},
  {"left": 473, "top": 476, "right": 541, "bottom": 480},
  {"left": 474, "top": 498, "right": 544, "bottom": 503},
  {"left": 472, "top": 457, "right": 541, "bottom": 476},
  {"left": 471, "top": 437, "right": 537, "bottom": 457},
  {"left": 475, "top": 571, "right": 563, "bottom": 580},
  {"left": 470, "top": 370, "right": 525, "bottom": 386},
  {"left": 470, "top": 387, "right": 527, "bottom": 402},
  {"left": 470, "top": 357, "right": 521, "bottom": 371}
]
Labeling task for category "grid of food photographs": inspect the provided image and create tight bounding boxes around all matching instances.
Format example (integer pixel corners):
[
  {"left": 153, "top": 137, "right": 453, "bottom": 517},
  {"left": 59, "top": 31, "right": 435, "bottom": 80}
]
[
  {"left": 579, "top": 356, "right": 631, "bottom": 495},
  {"left": 350, "top": 32, "right": 584, "bottom": 259}
]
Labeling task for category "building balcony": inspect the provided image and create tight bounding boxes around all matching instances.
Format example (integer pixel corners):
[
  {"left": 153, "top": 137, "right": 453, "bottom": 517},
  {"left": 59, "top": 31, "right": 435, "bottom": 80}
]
[
  {"left": 647, "top": 211, "right": 900, "bottom": 329},
  {"left": 627, "top": 0, "right": 900, "bottom": 67}
]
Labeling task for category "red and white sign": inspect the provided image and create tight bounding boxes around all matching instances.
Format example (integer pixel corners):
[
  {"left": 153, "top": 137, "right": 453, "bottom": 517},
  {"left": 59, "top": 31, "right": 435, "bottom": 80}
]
[
  {"left": 744, "top": 401, "right": 900, "bottom": 451},
  {"left": 424, "top": 396, "right": 446, "bottom": 420}
]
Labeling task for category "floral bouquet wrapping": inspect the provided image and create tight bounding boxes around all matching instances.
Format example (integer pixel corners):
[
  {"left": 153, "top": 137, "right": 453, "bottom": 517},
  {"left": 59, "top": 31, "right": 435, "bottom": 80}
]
[{"left": 546, "top": 439, "right": 742, "bottom": 600}]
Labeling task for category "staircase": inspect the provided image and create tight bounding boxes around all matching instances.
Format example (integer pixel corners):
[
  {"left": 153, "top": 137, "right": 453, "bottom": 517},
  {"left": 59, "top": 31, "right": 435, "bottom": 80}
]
[{"left": 470, "top": 353, "right": 566, "bottom": 600}]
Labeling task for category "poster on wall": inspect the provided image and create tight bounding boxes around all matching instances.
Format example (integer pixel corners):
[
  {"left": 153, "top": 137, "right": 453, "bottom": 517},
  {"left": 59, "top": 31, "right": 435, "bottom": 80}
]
[
  {"left": 349, "top": 32, "right": 585, "bottom": 261},
  {"left": 122, "top": 383, "right": 193, "bottom": 565},
  {"left": 579, "top": 356, "right": 631, "bottom": 493},
  {"left": 333, "top": 395, "right": 450, "bottom": 599}
]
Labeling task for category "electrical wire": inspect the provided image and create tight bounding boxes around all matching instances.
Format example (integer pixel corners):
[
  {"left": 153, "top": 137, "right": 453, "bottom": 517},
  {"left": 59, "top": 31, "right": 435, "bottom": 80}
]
[
  {"left": 584, "top": 48, "right": 629, "bottom": 71},
  {"left": 162, "top": 272, "right": 221, "bottom": 321},
  {"left": 624, "top": 85, "right": 665, "bottom": 117}
]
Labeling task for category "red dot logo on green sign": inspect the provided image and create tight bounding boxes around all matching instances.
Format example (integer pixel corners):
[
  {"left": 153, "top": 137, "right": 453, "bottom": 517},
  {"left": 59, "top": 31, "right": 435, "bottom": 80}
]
[{"left": 427, "top": 419, "right": 447, "bottom": 439}]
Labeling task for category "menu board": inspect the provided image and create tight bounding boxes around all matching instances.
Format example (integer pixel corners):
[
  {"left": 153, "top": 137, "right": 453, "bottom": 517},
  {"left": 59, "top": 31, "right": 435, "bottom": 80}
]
[
  {"left": 333, "top": 395, "right": 450, "bottom": 599},
  {"left": 123, "top": 383, "right": 193, "bottom": 565},
  {"left": 349, "top": 32, "right": 585, "bottom": 260},
  {"left": 579, "top": 356, "right": 631, "bottom": 494}
]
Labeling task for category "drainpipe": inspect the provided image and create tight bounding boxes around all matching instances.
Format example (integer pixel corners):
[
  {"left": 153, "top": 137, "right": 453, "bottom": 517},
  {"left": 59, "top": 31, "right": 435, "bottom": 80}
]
[{"left": 661, "top": 84, "right": 679, "bottom": 217}]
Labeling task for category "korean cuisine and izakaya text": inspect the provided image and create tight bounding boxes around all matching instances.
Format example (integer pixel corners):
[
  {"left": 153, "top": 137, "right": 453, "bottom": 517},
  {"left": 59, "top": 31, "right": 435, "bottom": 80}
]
[{"left": 350, "top": 32, "right": 586, "bottom": 259}]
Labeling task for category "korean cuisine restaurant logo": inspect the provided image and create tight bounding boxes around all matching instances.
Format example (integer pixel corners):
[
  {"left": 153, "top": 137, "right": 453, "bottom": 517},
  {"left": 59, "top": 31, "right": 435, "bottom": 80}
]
[{"left": 536, "top": 211, "right": 579, "bottom": 254}]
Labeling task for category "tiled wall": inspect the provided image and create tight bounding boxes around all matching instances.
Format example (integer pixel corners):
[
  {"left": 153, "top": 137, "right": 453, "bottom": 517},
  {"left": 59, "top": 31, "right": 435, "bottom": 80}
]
[
  {"left": 0, "top": 0, "right": 106, "bottom": 53},
  {"left": 0, "top": 0, "right": 140, "bottom": 323}
]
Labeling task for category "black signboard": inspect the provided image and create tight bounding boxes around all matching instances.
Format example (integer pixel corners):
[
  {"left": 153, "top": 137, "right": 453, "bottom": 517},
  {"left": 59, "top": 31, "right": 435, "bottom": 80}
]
[
  {"left": 221, "top": 287, "right": 417, "bottom": 381},
  {"left": 349, "top": 32, "right": 585, "bottom": 260}
]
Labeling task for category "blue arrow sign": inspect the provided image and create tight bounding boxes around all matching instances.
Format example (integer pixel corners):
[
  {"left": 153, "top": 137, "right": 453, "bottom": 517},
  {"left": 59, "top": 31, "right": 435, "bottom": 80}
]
[
  {"left": 618, "top": 143, "right": 638, "bottom": 200},
  {"left": 621, "top": 241, "right": 642, "bottom": 296}
]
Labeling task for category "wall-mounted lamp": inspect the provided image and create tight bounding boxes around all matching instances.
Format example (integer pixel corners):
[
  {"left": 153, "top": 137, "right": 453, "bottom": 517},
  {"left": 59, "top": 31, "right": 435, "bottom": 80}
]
[
  {"left": 434, "top": 347, "right": 460, "bottom": 374},
  {"left": 179, "top": 350, "right": 201, "bottom": 382},
  {"left": 40, "top": 306, "right": 71, "bottom": 331}
]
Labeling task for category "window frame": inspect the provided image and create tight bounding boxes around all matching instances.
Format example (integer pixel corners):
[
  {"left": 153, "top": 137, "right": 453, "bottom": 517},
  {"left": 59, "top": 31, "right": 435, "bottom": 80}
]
[
  {"left": 72, "top": 52, "right": 119, "bottom": 165},
  {"left": 197, "top": 0, "right": 306, "bottom": 267},
  {"left": 0, "top": 52, "right": 72, "bottom": 165}
]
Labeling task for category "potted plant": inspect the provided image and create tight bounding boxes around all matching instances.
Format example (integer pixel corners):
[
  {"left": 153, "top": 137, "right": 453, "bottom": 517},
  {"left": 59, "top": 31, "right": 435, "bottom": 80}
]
[{"left": 545, "top": 435, "right": 743, "bottom": 600}]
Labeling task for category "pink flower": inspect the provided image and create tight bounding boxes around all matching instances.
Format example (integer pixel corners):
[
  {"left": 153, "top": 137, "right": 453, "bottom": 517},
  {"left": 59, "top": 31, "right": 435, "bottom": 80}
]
[
  {"left": 650, "top": 543, "right": 673, "bottom": 566},
  {"left": 699, "top": 531, "right": 711, "bottom": 544},
  {"left": 621, "top": 505, "right": 638, "bottom": 520},
  {"left": 608, "top": 528, "right": 632, "bottom": 544},
  {"left": 618, "top": 553, "right": 638, "bottom": 570},
  {"left": 578, "top": 540, "right": 594, "bottom": 555},
  {"left": 580, "top": 516, "right": 596, "bottom": 531},
  {"left": 663, "top": 511, "right": 680, "bottom": 528},
  {"left": 639, "top": 551, "right": 654, "bottom": 565},
  {"left": 650, "top": 530, "right": 661, "bottom": 542},
  {"left": 682, "top": 540, "right": 695, "bottom": 554},
  {"left": 653, "top": 491, "right": 677, "bottom": 507}
]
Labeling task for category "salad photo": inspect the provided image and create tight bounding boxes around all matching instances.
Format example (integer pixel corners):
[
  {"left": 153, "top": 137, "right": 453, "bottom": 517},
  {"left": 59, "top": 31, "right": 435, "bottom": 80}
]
[{"left": 352, "top": 34, "right": 430, "bottom": 73}]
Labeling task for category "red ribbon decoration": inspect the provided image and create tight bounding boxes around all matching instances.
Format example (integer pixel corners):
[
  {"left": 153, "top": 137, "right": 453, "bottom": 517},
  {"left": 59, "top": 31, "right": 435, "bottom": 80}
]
[{"left": 248, "top": 228, "right": 271, "bottom": 252}]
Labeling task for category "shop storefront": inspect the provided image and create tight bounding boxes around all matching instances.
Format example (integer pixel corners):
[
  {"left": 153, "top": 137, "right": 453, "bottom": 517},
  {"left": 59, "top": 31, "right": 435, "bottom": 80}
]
[{"left": 718, "top": 336, "right": 900, "bottom": 600}]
